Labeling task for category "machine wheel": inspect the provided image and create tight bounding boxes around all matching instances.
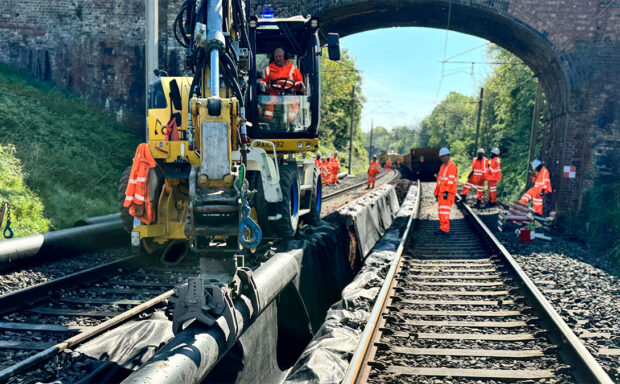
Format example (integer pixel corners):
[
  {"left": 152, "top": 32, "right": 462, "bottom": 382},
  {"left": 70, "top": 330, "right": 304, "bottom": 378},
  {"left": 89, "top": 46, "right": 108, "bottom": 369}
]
[
  {"left": 271, "top": 162, "right": 300, "bottom": 238},
  {"left": 118, "top": 165, "right": 135, "bottom": 233},
  {"left": 305, "top": 165, "right": 322, "bottom": 225},
  {"left": 247, "top": 170, "right": 270, "bottom": 236}
]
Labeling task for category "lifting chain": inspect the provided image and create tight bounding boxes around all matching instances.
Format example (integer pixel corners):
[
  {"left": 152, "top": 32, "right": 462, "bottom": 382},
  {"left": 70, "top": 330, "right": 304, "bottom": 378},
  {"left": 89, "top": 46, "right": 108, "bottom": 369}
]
[
  {"left": 235, "top": 164, "right": 261, "bottom": 249},
  {"left": 0, "top": 202, "right": 14, "bottom": 239}
]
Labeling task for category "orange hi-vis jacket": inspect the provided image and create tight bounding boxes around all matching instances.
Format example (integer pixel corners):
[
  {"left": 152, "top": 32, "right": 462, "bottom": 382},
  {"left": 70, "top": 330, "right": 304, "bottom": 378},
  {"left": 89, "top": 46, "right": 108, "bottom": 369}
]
[
  {"left": 434, "top": 160, "right": 458, "bottom": 196},
  {"left": 260, "top": 61, "right": 304, "bottom": 94},
  {"left": 368, "top": 160, "right": 381, "bottom": 177},
  {"left": 532, "top": 166, "right": 552, "bottom": 193},
  {"left": 124, "top": 143, "right": 157, "bottom": 224},
  {"left": 470, "top": 157, "right": 488, "bottom": 178},
  {"left": 385, "top": 159, "right": 392, "bottom": 171},
  {"left": 487, "top": 157, "right": 502, "bottom": 182},
  {"left": 330, "top": 156, "right": 340, "bottom": 181}
]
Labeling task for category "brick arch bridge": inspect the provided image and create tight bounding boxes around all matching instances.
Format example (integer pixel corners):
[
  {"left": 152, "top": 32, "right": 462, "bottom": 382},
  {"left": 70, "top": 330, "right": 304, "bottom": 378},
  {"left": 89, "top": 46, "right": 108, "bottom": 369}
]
[
  {"left": 0, "top": 0, "right": 616, "bottom": 221},
  {"left": 254, "top": 0, "right": 618, "bottom": 220}
]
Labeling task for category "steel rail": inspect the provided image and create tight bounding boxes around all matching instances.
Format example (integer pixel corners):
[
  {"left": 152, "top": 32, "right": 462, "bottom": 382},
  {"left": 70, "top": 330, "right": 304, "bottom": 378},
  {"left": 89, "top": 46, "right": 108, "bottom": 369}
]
[
  {"left": 323, "top": 170, "right": 397, "bottom": 200},
  {"left": 342, "top": 179, "right": 420, "bottom": 383},
  {"left": 0, "top": 287, "right": 173, "bottom": 381},
  {"left": 0, "top": 256, "right": 138, "bottom": 316},
  {"left": 458, "top": 198, "right": 613, "bottom": 383}
]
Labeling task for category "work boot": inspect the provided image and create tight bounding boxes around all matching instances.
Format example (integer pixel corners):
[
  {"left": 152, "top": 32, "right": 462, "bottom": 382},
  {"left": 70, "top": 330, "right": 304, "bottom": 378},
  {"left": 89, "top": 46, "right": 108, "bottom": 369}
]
[
  {"left": 486, "top": 201, "right": 496, "bottom": 208},
  {"left": 434, "top": 228, "right": 449, "bottom": 236},
  {"left": 474, "top": 200, "right": 482, "bottom": 208},
  {"left": 366, "top": 185, "right": 370, "bottom": 189},
  {"left": 460, "top": 194, "right": 467, "bottom": 201},
  {"left": 372, "top": 185, "right": 375, "bottom": 189}
]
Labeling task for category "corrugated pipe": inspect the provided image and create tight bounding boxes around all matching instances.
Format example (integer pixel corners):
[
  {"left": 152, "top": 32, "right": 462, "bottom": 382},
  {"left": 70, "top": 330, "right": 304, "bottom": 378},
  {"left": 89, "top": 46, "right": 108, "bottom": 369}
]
[
  {"left": 0, "top": 219, "right": 128, "bottom": 271},
  {"left": 121, "top": 249, "right": 301, "bottom": 384},
  {"left": 73, "top": 213, "right": 121, "bottom": 227}
]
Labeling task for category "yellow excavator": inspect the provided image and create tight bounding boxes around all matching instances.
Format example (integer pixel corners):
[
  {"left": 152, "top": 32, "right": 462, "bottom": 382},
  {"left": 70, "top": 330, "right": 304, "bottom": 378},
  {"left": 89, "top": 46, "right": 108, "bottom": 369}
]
[{"left": 118, "top": 0, "right": 340, "bottom": 332}]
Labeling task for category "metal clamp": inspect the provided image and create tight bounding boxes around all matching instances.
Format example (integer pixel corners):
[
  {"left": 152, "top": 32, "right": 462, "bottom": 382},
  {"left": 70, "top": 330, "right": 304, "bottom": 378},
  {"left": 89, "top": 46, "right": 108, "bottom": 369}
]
[
  {"left": 172, "top": 277, "right": 239, "bottom": 344},
  {"left": 237, "top": 267, "right": 261, "bottom": 319}
]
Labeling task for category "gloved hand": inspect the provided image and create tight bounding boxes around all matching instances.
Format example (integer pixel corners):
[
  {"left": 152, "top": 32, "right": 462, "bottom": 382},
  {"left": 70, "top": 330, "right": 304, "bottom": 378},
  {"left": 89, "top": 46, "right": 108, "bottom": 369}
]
[
  {"left": 435, "top": 195, "right": 439, "bottom": 202},
  {"left": 443, "top": 192, "right": 448, "bottom": 200},
  {"left": 540, "top": 190, "right": 546, "bottom": 196}
]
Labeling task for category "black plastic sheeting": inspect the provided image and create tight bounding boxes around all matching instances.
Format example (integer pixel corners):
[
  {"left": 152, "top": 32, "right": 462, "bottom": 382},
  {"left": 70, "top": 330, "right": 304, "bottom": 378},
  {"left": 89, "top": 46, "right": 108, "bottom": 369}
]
[
  {"left": 44, "top": 185, "right": 402, "bottom": 384},
  {"left": 337, "top": 185, "right": 399, "bottom": 259},
  {"left": 284, "top": 185, "right": 418, "bottom": 383}
]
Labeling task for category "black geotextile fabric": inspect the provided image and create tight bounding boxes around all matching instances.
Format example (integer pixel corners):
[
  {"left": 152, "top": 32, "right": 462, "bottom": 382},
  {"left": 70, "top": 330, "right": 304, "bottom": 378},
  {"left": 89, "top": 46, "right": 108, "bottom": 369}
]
[
  {"left": 284, "top": 185, "right": 418, "bottom": 384},
  {"left": 337, "top": 185, "right": 400, "bottom": 259},
  {"left": 276, "top": 184, "right": 400, "bottom": 332}
]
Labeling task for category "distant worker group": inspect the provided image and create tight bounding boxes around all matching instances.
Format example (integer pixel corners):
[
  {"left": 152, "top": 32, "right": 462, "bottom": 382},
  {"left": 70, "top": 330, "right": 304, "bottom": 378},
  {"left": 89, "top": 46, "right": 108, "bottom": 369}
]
[
  {"left": 315, "top": 151, "right": 341, "bottom": 185},
  {"left": 434, "top": 146, "right": 551, "bottom": 235}
]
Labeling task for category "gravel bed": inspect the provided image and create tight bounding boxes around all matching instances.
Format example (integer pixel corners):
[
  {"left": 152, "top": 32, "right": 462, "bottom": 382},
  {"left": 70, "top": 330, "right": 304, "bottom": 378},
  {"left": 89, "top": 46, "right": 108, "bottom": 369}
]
[
  {"left": 472, "top": 206, "right": 620, "bottom": 381},
  {"left": 0, "top": 247, "right": 131, "bottom": 295},
  {"left": 2, "top": 260, "right": 200, "bottom": 383}
]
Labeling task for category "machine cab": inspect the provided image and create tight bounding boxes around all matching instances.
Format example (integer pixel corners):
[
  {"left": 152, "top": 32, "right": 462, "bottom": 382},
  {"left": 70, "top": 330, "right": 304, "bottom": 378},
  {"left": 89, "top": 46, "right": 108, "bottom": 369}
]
[{"left": 248, "top": 16, "right": 332, "bottom": 140}]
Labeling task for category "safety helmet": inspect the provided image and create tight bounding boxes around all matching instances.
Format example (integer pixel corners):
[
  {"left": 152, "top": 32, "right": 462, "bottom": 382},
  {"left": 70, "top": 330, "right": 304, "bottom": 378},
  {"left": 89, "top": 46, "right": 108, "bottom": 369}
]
[
  {"left": 373, "top": 154, "right": 377, "bottom": 159},
  {"left": 531, "top": 159, "right": 542, "bottom": 170},
  {"left": 477, "top": 148, "right": 485, "bottom": 154},
  {"left": 491, "top": 148, "right": 500, "bottom": 155},
  {"left": 316, "top": 152, "right": 321, "bottom": 158},
  {"left": 439, "top": 147, "right": 450, "bottom": 156}
]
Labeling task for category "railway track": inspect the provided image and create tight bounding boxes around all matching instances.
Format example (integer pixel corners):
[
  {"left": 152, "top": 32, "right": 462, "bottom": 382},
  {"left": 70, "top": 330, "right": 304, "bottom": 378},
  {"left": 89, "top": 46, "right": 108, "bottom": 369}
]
[
  {"left": 0, "top": 257, "right": 199, "bottom": 382},
  {"left": 0, "top": 172, "right": 398, "bottom": 382},
  {"left": 344, "top": 183, "right": 613, "bottom": 384}
]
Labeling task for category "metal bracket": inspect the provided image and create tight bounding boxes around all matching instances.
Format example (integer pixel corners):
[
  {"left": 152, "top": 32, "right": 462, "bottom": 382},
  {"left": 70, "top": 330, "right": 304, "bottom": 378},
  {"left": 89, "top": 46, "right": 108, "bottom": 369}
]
[{"left": 237, "top": 267, "right": 261, "bottom": 319}]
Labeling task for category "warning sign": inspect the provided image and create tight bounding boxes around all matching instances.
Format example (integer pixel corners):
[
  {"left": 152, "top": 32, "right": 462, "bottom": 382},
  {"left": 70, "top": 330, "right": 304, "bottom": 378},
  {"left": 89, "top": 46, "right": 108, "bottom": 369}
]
[{"left": 563, "top": 165, "right": 576, "bottom": 178}]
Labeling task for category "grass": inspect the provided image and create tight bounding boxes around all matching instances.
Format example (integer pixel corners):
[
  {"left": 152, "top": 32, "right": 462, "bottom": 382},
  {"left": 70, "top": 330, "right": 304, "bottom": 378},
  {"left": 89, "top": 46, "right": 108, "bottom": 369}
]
[
  {"left": 0, "top": 63, "right": 142, "bottom": 232},
  {"left": 0, "top": 144, "right": 49, "bottom": 235}
]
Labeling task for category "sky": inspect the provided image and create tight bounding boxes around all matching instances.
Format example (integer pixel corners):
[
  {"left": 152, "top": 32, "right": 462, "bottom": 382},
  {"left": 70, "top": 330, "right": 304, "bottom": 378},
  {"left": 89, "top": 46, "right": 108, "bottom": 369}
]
[{"left": 340, "top": 28, "right": 495, "bottom": 132}]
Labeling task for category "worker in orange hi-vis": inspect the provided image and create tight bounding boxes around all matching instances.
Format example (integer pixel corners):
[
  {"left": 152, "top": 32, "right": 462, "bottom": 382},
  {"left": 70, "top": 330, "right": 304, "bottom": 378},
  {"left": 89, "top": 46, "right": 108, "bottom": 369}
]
[
  {"left": 330, "top": 151, "right": 340, "bottom": 184},
  {"left": 520, "top": 159, "right": 552, "bottom": 215},
  {"left": 461, "top": 148, "right": 488, "bottom": 208},
  {"left": 434, "top": 147, "right": 458, "bottom": 235},
  {"left": 485, "top": 148, "right": 502, "bottom": 207},
  {"left": 367, "top": 154, "right": 381, "bottom": 189},
  {"left": 314, "top": 152, "right": 323, "bottom": 168},
  {"left": 385, "top": 158, "right": 392, "bottom": 172}
]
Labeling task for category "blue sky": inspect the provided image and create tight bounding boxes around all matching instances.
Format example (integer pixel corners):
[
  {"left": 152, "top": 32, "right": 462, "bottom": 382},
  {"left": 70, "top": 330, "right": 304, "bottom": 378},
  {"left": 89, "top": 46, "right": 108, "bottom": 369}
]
[{"left": 340, "top": 28, "right": 494, "bottom": 132}]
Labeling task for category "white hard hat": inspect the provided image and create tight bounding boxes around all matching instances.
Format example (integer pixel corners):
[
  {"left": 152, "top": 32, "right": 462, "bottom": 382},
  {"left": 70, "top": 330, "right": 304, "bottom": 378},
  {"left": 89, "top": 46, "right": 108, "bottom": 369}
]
[
  {"left": 477, "top": 148, "right": 485, "bottom": 154},
  {"left": 531, "top": 159, "right": 542, "bottom": 170},
  {"left": 439, "top": 147, "right": 450, "bottom": 156},
  {"left": 491, "top": 148, "right": 500, "bottom": 155}
]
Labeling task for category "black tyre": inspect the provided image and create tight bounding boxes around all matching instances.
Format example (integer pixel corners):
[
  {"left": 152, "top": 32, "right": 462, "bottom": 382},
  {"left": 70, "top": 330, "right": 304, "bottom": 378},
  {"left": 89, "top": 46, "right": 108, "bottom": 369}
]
[
  {"left": 305, "top": 165, "right": 322, "bottom": 225},
  {"left": 118, "top": 165, "right": 135, "bottom": 233},
  {"left": 271, "top": 162, "right": 300, "bottom": 238}
]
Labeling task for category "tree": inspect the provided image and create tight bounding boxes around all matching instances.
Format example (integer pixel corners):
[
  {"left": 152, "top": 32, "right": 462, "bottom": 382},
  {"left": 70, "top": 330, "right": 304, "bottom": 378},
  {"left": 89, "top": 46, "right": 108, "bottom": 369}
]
[{"left": 320, "top": 48, "right": 367, "bottom": 173}]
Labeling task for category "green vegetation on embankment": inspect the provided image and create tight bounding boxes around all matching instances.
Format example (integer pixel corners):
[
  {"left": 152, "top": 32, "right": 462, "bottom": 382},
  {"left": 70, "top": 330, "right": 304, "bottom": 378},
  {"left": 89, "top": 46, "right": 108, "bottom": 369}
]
[
  {"left": 0, "top": 144, "right": 49, "bottom": 235},
  {"left": 0, "top": 63, "right": 141, "bottom": 234}
]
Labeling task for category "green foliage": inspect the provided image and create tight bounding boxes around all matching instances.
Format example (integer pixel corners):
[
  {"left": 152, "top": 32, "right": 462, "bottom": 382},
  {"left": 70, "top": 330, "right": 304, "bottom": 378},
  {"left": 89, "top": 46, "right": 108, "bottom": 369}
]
[
  {"left": 0, "top": 144, "right": 49, "bottom": 235},
  {"left": 363, "top": 125, "right": 420, "bottom": 156},
  {"left": 419, "top": 48, "right": 543, "bottom": 201},
  {"left": 319, "top": 49, "right": 368, "bottom": 176},
  {"left": 0, "top": 63, "right": 141, "bottom": 232}
]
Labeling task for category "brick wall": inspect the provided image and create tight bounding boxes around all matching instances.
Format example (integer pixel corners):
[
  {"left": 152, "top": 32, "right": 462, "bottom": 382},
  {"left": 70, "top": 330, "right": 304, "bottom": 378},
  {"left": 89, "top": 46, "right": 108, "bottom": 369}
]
[{"left": 0, "top": 0, "right": 617, "bottom": 217}]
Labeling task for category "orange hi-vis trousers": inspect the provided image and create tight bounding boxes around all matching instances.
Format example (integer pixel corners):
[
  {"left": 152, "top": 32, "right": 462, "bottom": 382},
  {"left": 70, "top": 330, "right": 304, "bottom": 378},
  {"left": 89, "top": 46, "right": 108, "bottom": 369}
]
[
  {"left": 462, "top": 175, "right": 485, "bottom": 200},
  {"left": 520, "top": 186, "right": 544, "bottom": 215},
  {"left": 488, "top": 181, "right": 498, "bottom": 203},
  {"left": 438, "top": 193, "right": 455, "bottom": 233}
]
